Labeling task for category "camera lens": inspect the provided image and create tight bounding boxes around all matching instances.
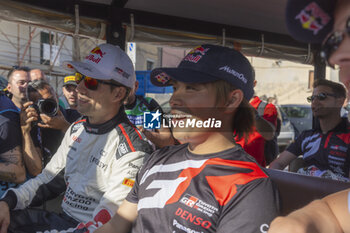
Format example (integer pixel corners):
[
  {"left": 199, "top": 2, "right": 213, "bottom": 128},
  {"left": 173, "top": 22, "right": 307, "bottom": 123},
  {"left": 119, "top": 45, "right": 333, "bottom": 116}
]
[{"left": 37, "top": 99, "right": 58, "bottom": 117}]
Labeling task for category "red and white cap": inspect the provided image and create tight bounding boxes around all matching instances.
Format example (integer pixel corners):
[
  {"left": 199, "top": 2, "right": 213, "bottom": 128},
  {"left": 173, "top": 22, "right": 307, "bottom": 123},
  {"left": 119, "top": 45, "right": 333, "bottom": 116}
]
[{"left": 64, "top": 43, "right": 135, "bottom": 89}]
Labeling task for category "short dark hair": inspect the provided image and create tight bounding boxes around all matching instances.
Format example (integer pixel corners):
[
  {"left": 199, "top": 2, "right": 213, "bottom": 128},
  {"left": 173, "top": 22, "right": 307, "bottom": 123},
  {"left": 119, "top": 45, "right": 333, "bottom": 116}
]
[
  {"left": 313, "top": 79, "right": 347, "bottom": 99},
  {"left": 7, "top": 66, "right": 30, "bottom": 82}
]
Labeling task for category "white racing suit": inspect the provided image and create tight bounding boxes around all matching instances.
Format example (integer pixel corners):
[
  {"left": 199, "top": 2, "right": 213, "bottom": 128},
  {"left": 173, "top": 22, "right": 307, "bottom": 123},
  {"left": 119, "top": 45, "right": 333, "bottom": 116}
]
[{"left": 0, "top": 110, "right": 153, "bottom": 232}]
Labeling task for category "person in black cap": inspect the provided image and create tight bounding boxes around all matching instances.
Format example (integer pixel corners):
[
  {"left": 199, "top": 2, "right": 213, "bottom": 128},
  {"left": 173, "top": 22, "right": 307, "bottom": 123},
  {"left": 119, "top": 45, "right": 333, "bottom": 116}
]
[
  {"left": 62, "top": 75, "right": 78, "bottom": 110},
  {"left": 268, "top": 0, "right": 350, "bottom": 232},
  {"left": 96, "top": 44, "right": 280, "bottom": 233}
]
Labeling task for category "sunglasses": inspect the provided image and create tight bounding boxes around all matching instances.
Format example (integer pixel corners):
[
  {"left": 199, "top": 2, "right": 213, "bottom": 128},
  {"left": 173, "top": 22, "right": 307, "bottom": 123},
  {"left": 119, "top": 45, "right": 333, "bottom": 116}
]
[
  {"left": 75, "top": 73, "right": 121, "bottom": 90},
  {"left": 320, "top": 17, "right": 350, "bottom": 68},
  {"left": 307, "top": 93, "right": 338, "bottom": 103}
]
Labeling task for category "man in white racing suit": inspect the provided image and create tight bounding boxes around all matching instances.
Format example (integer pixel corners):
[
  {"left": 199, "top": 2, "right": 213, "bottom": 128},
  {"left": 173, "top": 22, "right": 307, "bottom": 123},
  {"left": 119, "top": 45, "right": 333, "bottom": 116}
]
[{"left": 0, "top": 43, "right": 153, "bottom": 233}]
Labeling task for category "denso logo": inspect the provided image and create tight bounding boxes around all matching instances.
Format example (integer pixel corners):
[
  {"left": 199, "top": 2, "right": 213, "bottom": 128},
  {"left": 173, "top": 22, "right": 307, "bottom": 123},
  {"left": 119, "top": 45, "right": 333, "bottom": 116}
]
[{"left": 175, "top": 207, "right": 212, "bottom": 229}]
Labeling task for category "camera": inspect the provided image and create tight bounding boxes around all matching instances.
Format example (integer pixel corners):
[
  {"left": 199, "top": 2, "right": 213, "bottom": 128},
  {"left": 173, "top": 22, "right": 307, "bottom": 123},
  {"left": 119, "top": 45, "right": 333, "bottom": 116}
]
[
  {"left": 30, "top": 98, "right": 58, "bottom": 117},
  {"left": 26, "top": 80, "right": 59, "bottom": 118}
]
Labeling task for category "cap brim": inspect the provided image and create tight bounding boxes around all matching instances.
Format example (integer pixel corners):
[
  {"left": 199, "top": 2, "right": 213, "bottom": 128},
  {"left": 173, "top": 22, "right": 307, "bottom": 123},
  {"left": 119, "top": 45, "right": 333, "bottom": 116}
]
[
  {"left": 151, "top": 68, "right": 219, "bottom": 87},
  {"left": 62, "top": 61, "right": 112, "bottom": 81},
  {"left": 63, "top": 82, "right": 77, "bottom": 87}
]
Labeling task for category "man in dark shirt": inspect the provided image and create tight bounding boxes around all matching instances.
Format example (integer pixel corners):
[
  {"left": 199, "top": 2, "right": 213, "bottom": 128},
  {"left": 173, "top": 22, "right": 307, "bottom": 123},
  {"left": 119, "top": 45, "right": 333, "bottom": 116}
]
[
  {"left": 0, "top": 93, "right": 26, "bottom": 197},
  {"left": 270, "top": 79, "right": 350, "bottom": 180}
]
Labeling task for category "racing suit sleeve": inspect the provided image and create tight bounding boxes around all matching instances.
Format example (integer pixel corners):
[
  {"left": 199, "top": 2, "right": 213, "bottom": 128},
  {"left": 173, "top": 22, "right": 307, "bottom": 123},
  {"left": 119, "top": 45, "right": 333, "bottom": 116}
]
[
  {"left": 216, "top": 178, "right": 280, "bottom": 233},
  {"left": 0, "top": 124, "right": 70, "bottom": 210},
  {"left": 72, "top": 150, "right": 150, "bottom": 232}
]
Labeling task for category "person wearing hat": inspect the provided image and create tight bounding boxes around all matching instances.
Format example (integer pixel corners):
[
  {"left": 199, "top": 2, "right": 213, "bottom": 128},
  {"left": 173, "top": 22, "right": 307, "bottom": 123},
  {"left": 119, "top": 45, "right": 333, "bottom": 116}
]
[
  {"left": 62, "top": 75, "right": 78, "bottom": 110},
  {"left": 268, "top": 0, "right": 350, "bottom": 232},
  {"left": 0, "top": 43, "right": 153, "bottom": 232},
  {"left": 96, "top": 44, "right": 280, "bottom": 233}
]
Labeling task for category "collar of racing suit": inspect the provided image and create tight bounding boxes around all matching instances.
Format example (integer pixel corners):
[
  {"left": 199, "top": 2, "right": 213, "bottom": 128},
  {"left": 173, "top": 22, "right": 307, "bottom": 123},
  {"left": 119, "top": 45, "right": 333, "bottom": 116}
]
[{"left": 83, "top": 105, "right": 129, "bottom": 134}]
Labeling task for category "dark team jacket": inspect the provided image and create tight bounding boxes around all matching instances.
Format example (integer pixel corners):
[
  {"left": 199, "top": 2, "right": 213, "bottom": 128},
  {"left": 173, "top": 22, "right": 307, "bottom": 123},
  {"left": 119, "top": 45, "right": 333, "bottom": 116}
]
[
  {"left": 127, "top": 144, "right": 280, "bottom": 233},
  {"left": 287, "top": 118, "right": 350, "bottom": 178}
]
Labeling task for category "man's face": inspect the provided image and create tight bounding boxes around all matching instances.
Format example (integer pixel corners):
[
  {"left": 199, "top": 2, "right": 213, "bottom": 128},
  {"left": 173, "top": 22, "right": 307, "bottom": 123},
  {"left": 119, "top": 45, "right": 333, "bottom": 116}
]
[
  {"left": 30, "top": 69, "right": 46, "bottom": 81},
  {"left": 76, "top": 76, "right": 119, "bottom": 122},
  {"left": 7, "top": 70, "right": 30, "bottom": 105},
  {"left": 311, "top": 85, "right": 344, "bottom": 119},
  {"left": 169, "top": 80, "right": 220, "bottom": 144},
  {"left": 63, "top": 85, "right": 78, "bottom": 108}
]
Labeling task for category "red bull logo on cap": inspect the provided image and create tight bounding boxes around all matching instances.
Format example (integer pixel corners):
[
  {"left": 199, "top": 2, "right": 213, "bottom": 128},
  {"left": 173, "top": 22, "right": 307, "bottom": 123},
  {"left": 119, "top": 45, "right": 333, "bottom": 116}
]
[
  {"left": 295, "top": 2, "right": 331, "bottom": 35},
  {"left": 85, "top": 46, "right": 106, "bottom": 64},
  {"left": 188, "top": 46, "right": 210, "bottom": 56},
  {"left": 183, "top": 46, "right": 210, "bottom": 64},
  {"left": 155, "top": 72, "right": 170, "bottom": 84}
]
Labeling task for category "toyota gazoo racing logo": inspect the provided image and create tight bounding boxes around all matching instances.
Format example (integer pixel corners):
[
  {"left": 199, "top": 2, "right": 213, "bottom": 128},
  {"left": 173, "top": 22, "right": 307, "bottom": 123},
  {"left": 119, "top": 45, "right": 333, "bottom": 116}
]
[
  {"left": 295, "top": 2, "right": 331, "bottom": 35},
  {"left": 180, "top": 194, "right": 199, "bottom": 207},
  {"left": 180, "top": 194, "right": 218, "bottom": 217}
]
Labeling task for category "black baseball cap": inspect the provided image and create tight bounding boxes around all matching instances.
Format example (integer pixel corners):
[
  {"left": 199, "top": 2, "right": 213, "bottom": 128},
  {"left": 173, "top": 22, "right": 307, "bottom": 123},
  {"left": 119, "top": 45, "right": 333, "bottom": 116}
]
[
  {"left": 285, "top": 0, "right": 337, "bottom": 44},
  {"left": 150, "top": 44, "right": 254, "bottom": 100}
]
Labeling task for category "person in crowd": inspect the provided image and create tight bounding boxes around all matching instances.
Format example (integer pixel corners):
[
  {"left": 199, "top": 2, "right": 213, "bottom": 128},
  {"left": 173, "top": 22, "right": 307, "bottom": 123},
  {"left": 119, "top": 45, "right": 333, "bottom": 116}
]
[
  {"left": 271, "top": 0, "right": 350, "bottom": 231},
  {"left": 0, "top": 91, "right": 26, "bottom": 198},
  {"left": 96, "top": 44, "right": 280, "bottom": 233},
  {"left": 0, "top": 43, "right": 153, "bottom": 233},
  {"left": 269, "top": 188, "right": 350, "bottom": 233},
  {"left": 235, "top": 80, "right": 278, "bottom": 166},
  {"left": 124, "top": 80, "right": 161, "bottom": 125},
  {"left": 61, "top": 75, "right": 78, "bottom": 110},
  {"left": 21, "top": 80, "right": 80, "bottom": 175},
  {"left": 124, "top": 80, "right": 176, "bottom": 148},
  {"left": 269, "top": 79, "right": 349, "bottom": 181},
  {"left": 0, "top": 76, "right": 8, "bottom": 92},
  {"left": 29, "top": 68, "right": 47, "bottom": 82},
  {"left": 6, "top": 66, "right": 30, "bottom": 110}
]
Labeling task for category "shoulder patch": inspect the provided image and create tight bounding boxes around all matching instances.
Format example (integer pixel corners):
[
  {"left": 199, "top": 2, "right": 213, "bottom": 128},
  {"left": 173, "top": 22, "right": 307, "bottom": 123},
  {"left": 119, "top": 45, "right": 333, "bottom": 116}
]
[
  {"left": 70, "top": 119, "right": 86, "bottom": 135},
  {"left": 116, "top": 123, "right": 154, "bottom": 159}
]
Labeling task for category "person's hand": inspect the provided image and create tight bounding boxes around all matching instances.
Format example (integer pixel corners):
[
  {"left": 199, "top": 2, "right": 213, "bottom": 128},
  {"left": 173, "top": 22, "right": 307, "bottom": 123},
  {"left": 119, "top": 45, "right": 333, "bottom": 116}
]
[
  {"left": 38, "top": 109, "right": 70, "bottom": 132},
  {"left": 20, "top": 101, "right": 39, "bottom": 133},
  {"left": 0, "top": 201, "right": 10, "bottom": 233},
  {"left": 140, "top": 126, "right": 176, "bottom": 148}
]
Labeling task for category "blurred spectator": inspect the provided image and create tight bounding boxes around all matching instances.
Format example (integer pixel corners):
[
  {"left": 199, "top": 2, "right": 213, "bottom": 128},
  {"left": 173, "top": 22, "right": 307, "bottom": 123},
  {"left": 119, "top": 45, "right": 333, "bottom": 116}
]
[
  {"left": 124, "top": 80, "right": 161, "bottom": 125},
  {"left": 124, "top": 80, "right": 176, "bottom": 148},
  {"left": 29, "top": 68, "right": 47, "bottom": 81},
  {"left": 6, "top": 66, "right": 30, "bottom": 110},
  {"left": 0, "top": 76, "right": 8, "bottom": 91},
  {"left": 270, "top": 79, "right": 349, "bottom": 181},
  {"left": 235, "top": 80, "right": 278, "bottom": 166},
  {"left": 21, "top": 80, "right": 80, "bottom": 175},
  {"left": 0, "top": 92, "right": 26, "bottom": 197},
  {"left": 61, "top": 75, "right": 78, "bottom": 110},
  {"left": 267, "top": 96, "right": 278, "bottom": 105}
]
